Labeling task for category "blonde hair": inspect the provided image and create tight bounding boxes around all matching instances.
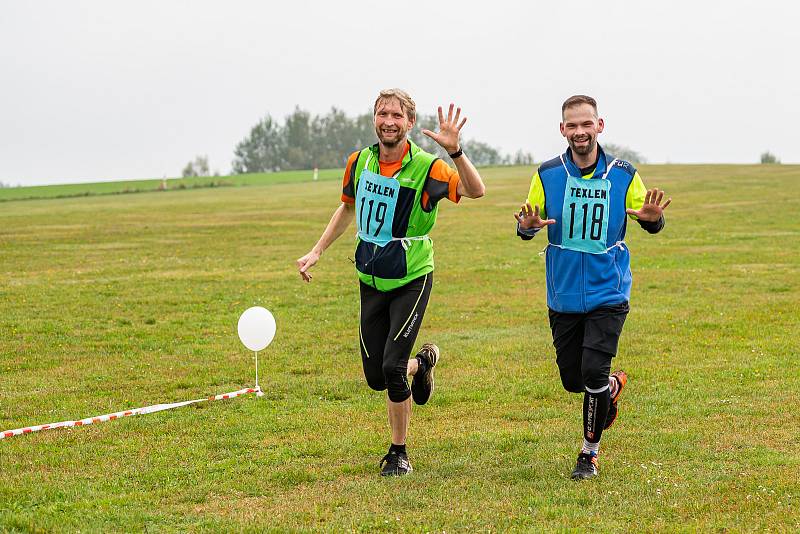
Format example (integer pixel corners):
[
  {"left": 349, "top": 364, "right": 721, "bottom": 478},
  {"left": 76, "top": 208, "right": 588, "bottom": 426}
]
[{"left": 373, "top": 88, "right": 416, "bottom": 122}]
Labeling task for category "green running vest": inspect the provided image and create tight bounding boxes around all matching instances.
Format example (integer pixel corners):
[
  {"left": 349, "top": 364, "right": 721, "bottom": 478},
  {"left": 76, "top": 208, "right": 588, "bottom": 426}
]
[{"left": 352, "top": 140, "right": 441, "bottom": 291}]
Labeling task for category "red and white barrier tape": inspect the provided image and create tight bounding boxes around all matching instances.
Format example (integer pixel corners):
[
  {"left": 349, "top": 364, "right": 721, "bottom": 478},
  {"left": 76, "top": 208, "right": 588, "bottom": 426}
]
[{"left": 1, "top": 386, "right": 262, "bottom": 440}]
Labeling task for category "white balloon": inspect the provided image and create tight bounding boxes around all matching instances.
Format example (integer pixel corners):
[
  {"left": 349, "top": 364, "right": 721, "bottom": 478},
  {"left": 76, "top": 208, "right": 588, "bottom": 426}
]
[{"left": 237, "top": 307, "right": 276, "bottom": 352}]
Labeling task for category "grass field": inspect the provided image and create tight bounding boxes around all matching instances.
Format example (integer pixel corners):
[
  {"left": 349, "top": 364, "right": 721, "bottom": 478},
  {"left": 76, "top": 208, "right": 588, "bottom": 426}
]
[
  {"left": 0, "top": 168, "right": 342, "bottom": 202},
  {"left": 1, "top": 163, "right": 798, "bottom": 532}
]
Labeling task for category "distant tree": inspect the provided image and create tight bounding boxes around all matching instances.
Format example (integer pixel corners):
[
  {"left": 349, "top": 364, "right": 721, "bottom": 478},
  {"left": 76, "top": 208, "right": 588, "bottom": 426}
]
[
  {"left": 760, "top": 151, "right": 780, "bottom": 164},
  {"left": 352, "top": 112, "right": 378, "bottom": 150},
  {"left": 410, "top": 114, "right": 448, "bottom": 159},
  {"left": 511, "top": 149, "right": 535, "bottom": 166},
  {"left": 309, "top": 108, "right": 375, "bottom": 167},
  {"left": 182, "top": 155, "right": 210, "bottom": 177},
  {"left": 232, "top": 115, "right": 286, "bottom": 173},
  {"left": 283, "top": 107, "right": 314, "bottom": 170},
  {"left": 411, "top": 114, "right": 505, "bottom": 166},
  {"left": 233, "top": 108, "right": 376, "bottom": 172},
  {"left": 603, "top": 143, "right": 646, "bottom": 164},
  {"left": 310, "top": 107, "right": 343, "bottom": 168},
  {"left": 461, "top": 140, "right": 504, "bottom": 166}
]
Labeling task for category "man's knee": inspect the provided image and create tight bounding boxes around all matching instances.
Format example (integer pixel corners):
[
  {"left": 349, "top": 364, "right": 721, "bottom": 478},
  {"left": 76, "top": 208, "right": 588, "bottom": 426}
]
[
  {"left": 559, "top": 368, "right": 584, "bottom": 393},
  {"left": 362, "top": 356, "right": 386, "bottom": 392},
  {"left": 382, "top": 361, "right": 411, "bottom": 402},
  {"left": 364, "top": 373, "right": 387, "bottom": 392},
  {"left": 581, "top": 369, "right": 608, "bottom": 391},
  {"left": 386, "top": 386, "right": 411, "bottom": 403},
  {"left": 581, "top": 349, "right": 612, "bottom": 390}
]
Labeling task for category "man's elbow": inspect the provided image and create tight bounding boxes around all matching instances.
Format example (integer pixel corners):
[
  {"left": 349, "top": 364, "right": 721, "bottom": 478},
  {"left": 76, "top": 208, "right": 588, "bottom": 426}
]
[{"left": 465, "top": 184, "right": 486, "bottom": 199}]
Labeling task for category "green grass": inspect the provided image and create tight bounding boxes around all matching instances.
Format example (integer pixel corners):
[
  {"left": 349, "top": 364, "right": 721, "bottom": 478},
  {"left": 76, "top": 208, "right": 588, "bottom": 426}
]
[
  {"left": 0, "top": 168, "right": 342, "bottom": 202},
  {"left": 1, "top": 164, "right": 798, "bottom": 532}
]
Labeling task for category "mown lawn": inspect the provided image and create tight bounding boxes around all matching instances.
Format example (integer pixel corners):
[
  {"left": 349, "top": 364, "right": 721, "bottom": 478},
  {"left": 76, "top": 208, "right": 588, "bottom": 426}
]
[
  {"left": 0, "top": 168, "right": 341, "bottom": 202},
  {"left": 1, "top": 163, "right": 798, "bottom": 532}
]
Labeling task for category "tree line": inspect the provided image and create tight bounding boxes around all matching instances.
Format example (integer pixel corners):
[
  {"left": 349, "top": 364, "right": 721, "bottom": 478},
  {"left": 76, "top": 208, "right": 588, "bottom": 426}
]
[
  {"left": 181, "top": 107, "right": 786, "bottom": 178},
  {"left": 229, "top": 107, "right": 534, "bottom": 174}
]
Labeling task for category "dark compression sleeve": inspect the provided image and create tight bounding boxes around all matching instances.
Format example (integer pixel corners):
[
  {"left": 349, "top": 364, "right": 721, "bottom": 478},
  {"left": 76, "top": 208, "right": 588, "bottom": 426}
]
[{"left": 637, "top": 214, "right": 665, "bottom": 234}]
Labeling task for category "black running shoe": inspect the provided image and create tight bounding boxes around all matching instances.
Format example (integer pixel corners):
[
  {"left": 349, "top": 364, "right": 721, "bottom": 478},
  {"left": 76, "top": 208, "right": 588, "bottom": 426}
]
[
  {"left": 411, "top": 343, "right": 439, "bottom": 405},
  {"left": 570, "top": 452, "right": 599, "bottom": 480},
  {"left": 379, "top": 450, "right": 413, "bottom": 477}
]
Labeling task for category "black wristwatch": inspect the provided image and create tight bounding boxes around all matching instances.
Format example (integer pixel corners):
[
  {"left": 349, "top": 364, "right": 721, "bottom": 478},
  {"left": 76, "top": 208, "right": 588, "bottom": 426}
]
[{"left": 448, "top": 147, "right": 464, "bottom": 159}]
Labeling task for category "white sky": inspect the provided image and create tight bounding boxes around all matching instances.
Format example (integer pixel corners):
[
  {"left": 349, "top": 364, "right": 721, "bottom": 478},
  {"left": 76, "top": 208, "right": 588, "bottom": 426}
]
[{"left": 2, "top": 0, "right": 797, "bottom": 185}]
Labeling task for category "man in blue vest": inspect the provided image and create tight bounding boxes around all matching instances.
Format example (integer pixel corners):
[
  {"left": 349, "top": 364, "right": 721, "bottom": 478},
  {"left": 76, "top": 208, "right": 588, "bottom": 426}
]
[{"left": 515, "top": 95, "right": 671, "bottom": 480}]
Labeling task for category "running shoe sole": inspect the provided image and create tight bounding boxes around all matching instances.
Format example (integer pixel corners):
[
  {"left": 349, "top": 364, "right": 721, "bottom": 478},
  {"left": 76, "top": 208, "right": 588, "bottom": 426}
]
[{"left": 411, "top": 343, "right": 439, "bottom": 405}]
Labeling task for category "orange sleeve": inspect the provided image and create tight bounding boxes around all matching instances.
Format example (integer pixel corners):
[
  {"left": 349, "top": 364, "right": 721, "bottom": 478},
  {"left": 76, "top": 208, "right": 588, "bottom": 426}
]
[
  {"left": 435, "top": 159, "right": 461, "bottom": 203},
  {"left": 421, "top": 159, "right": 461, "bottom": 211},
  {"left": 341, "top": 151, "right": 359, "bottom": 204}
]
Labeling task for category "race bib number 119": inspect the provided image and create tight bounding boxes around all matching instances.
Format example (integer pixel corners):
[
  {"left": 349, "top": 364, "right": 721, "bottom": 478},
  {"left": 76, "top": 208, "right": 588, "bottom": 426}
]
[{"left": 355, "top": 170, "right": 399, "bottom": 248}]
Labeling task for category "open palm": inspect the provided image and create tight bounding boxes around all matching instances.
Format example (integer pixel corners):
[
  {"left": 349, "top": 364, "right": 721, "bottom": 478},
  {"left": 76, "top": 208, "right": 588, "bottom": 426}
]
[
  {"left": 421, "top": 103, "right": 465, "bottom": 154},
  {"left": 514, "top": 202, "right": 555, "bottom": 230},
  {"left": 626, "top": 188, "right": 671, "bottom": 222}
]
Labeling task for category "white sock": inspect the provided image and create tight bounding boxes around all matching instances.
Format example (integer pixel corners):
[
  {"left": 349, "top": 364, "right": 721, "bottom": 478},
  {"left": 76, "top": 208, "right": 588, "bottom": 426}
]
[
  {"left": 581, "top": 439, "right": 600, "bottom": 455},
  {"left": 609, "top": 376, "right": 618, "bottom": 397}
]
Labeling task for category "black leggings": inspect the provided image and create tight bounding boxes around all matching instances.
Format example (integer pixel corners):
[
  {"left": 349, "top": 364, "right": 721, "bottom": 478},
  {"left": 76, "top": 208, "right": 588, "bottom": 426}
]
[{"left": 359, "top": 273, "right": 433, "bottom": 402}]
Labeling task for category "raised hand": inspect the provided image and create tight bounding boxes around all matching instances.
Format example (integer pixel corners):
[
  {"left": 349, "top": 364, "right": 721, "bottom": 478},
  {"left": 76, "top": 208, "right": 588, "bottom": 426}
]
[
  {"left": 421, "top": 103, "right": 466, "bottom": 154},
  {"left": 626, "top": 188, "right": 671, "bottom": 222},
  {"left": 514, "top": 202, "right": 556, "bottom": 230}
]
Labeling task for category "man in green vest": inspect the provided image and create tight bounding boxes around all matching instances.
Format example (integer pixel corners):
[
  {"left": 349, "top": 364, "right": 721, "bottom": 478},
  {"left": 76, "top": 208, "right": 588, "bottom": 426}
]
[{"left": 297, "top": 88, "right": 486, "bottom": 476}]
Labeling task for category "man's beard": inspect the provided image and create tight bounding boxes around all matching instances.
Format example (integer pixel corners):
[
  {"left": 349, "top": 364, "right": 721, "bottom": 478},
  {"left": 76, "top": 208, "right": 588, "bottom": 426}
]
[
  {"left": 569, "top": 135, "right": 596, "bottom": 155},
  {"left": 376, "top": 127, "right": 406, "bottom": 147}
]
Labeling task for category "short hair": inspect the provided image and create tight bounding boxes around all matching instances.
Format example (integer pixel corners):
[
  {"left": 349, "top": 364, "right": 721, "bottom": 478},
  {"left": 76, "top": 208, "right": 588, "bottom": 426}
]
[
  {"left": 562, "top": 95, "right": 598, "bottom": 118},
  {"left": 374, "top": 88, "right": 416, "bottom": 122}
]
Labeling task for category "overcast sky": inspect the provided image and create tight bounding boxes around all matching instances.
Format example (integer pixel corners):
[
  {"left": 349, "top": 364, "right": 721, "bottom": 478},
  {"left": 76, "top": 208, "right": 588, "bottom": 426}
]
[{"left": 2, "top": 0, "right": 797, "bottom": 186}]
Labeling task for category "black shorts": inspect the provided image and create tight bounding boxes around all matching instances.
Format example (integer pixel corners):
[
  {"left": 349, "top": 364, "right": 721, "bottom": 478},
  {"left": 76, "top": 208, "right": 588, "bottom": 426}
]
[
  {"left": 548, "top": 302, "right": 629, "bottom": 392},
  {"left": 358, "top": 273, "right": 433, "bottom": 402}
]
